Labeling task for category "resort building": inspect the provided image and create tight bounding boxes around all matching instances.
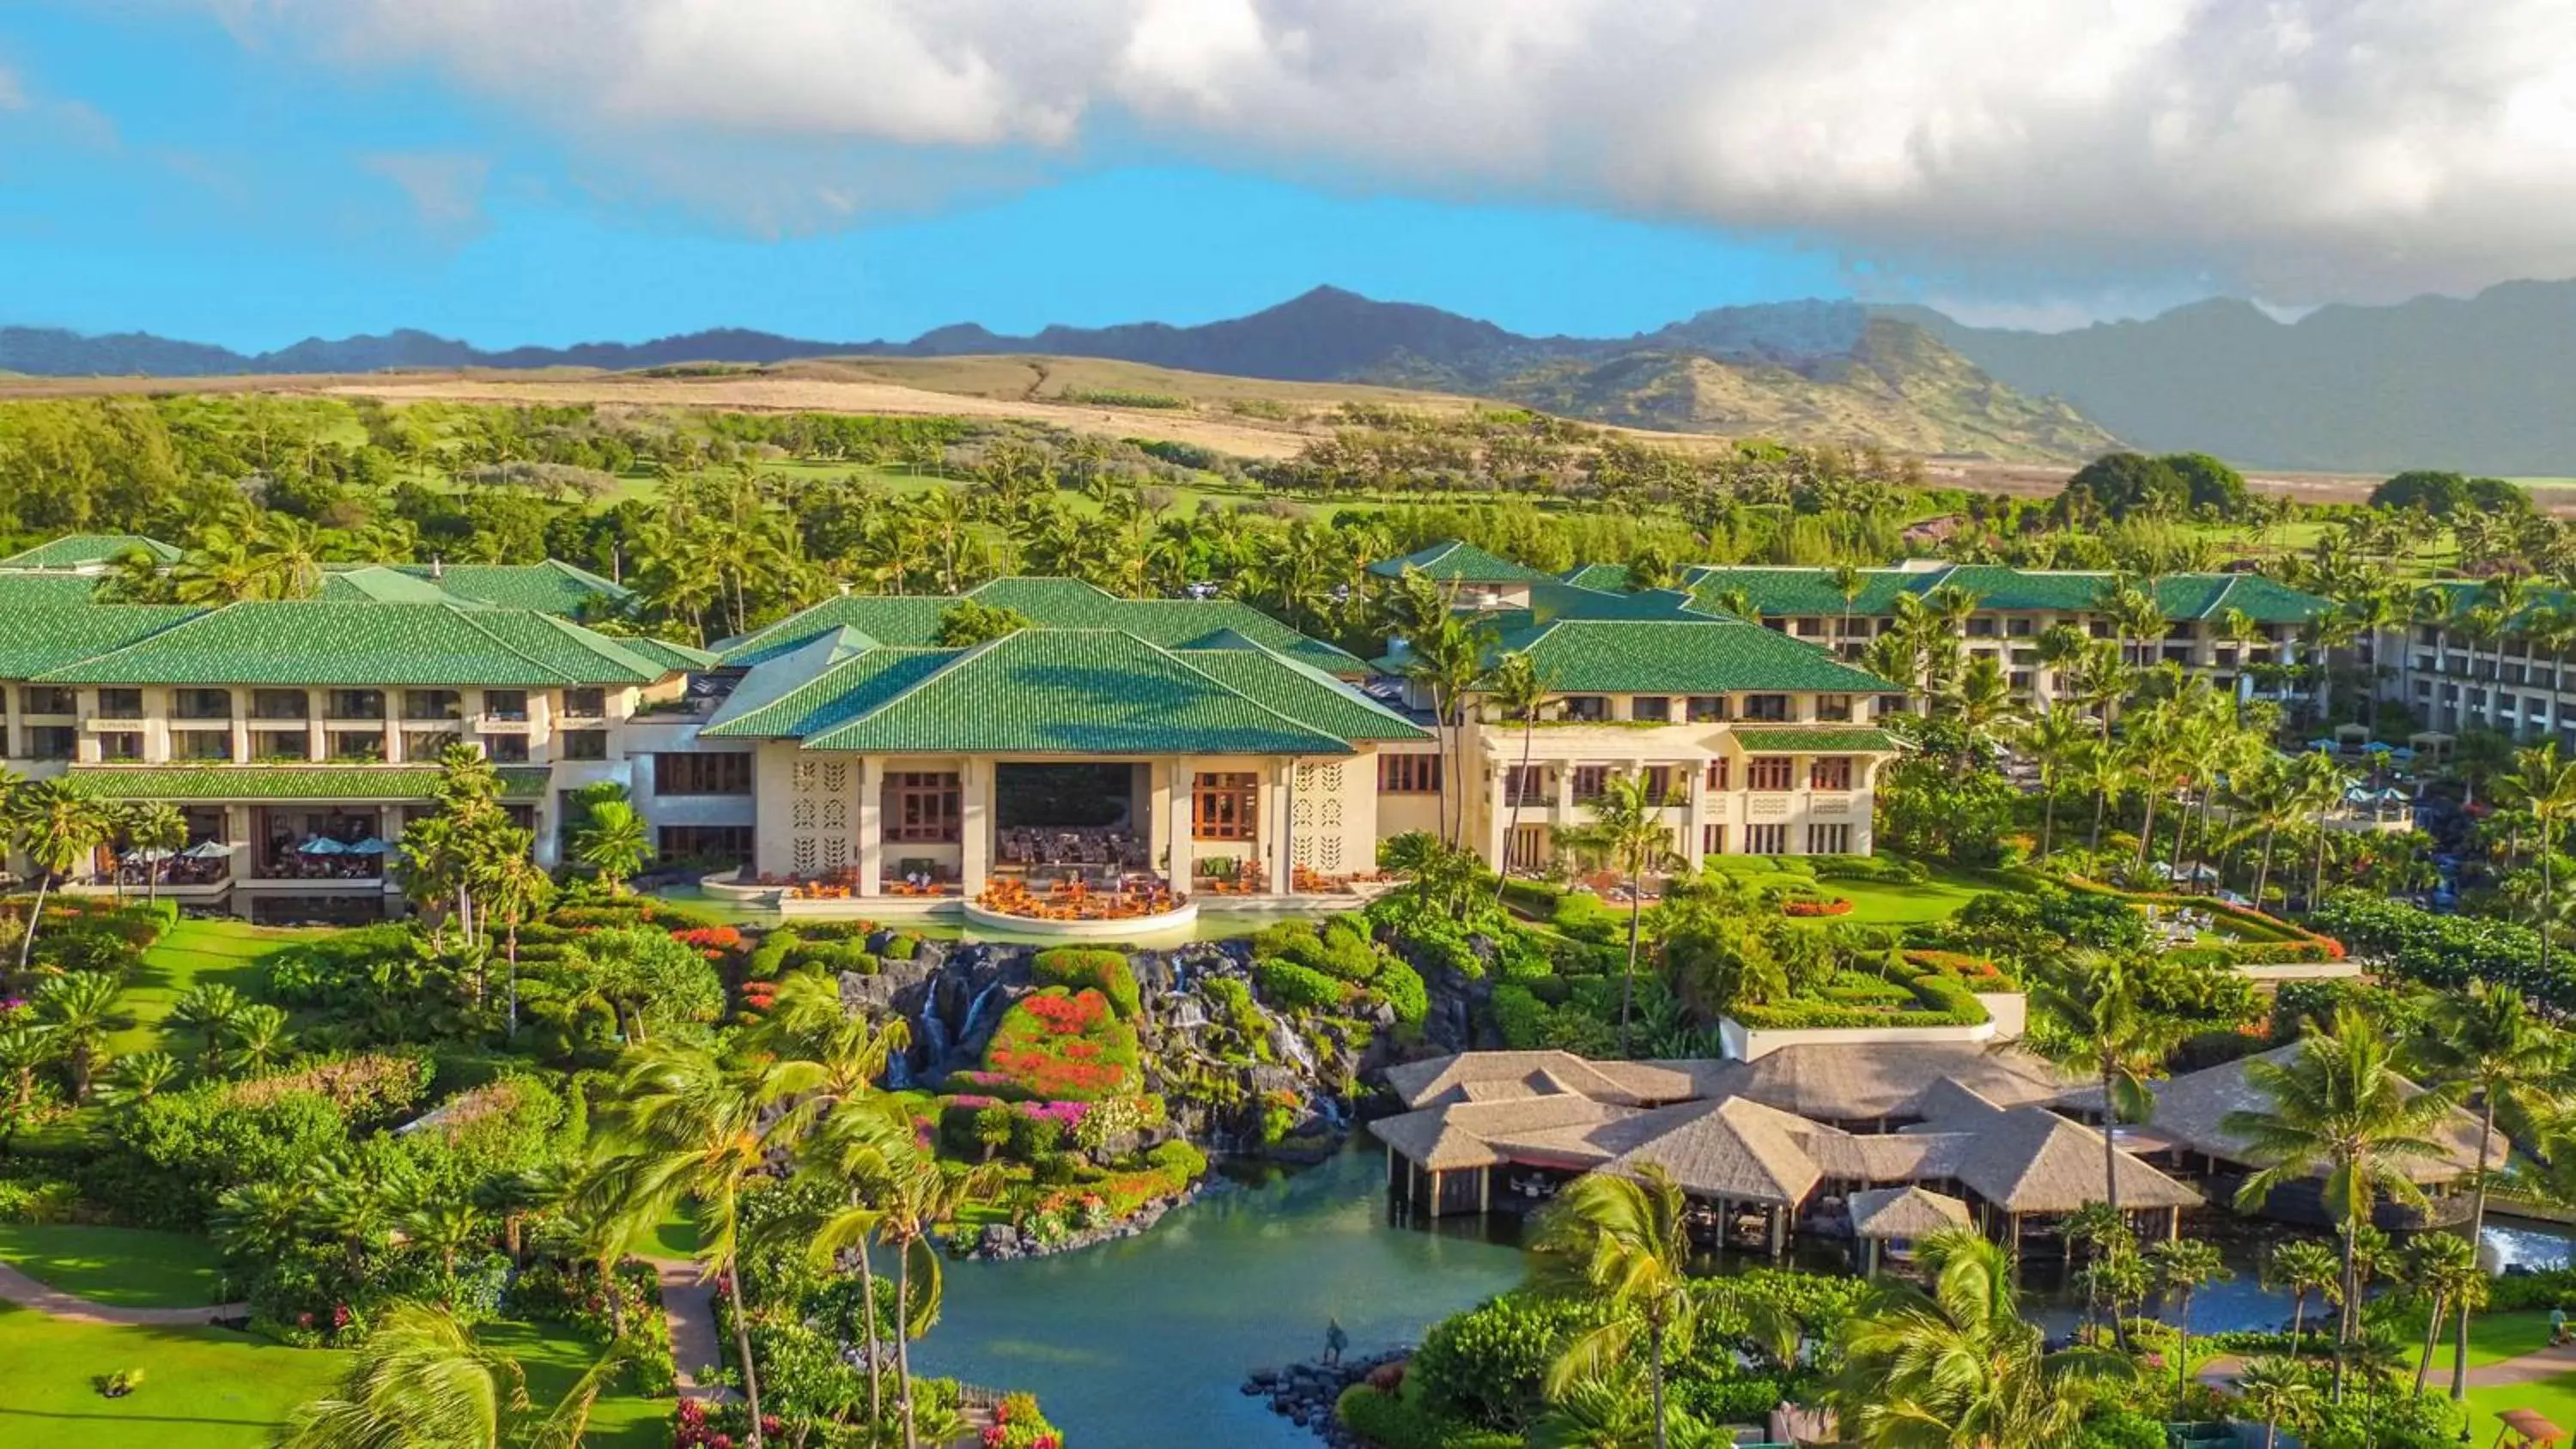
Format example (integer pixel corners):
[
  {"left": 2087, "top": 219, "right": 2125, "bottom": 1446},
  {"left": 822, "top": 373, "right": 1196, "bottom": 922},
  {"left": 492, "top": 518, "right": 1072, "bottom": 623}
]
[
  {"left": 1373, "top": 1046, "right": 2204, "bottom": 1257},
  {"left": 2390, "top": 580, "right": 2576, "bottom": 749}
]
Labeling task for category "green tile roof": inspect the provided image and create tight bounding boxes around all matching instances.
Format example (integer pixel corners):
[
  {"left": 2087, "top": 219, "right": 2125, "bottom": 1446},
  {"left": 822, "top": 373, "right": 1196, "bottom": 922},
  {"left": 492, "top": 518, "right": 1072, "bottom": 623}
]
[
  {"left": 0, "top": 534, "right": 181, "bottom": 568},
  {"left": 34, "top": 603, "right": 675, "bottom": 687},
  {"left": 1731, "top": 727, "right": 1905, "bottom": 753},
  {"left": 1680, "top": 564, "right": 2330, "bottom": 625},
  {"left": 1502, "top": 620, "right": 1900, "bottom": 694},
  {"left": 802, "top": 629, "right": 1358, "bottom": 755},
  {"left": 0, "top": 605, "right": 201, "bottom": 677},
  {"left": 702, "top": 631, "right": 957, "bottom": 739},
  {"left": 1367, "top": 540, "right": 1557, "bottom": 584},
  {"left": 1558, "top": 563, "right": 1634, "bottom": 591},
  {"left": 1171, "top": 645, "right": 1429, "bottom": 743},
  {"left": 615, "top": 634, "right": 720, "bottom": 673},
  {"left": 0, "top": 572, "right": 114, "bottom": 607},
  {"left": 66, "top": 764, "right": 551, "bottom": 801},
  {"left": 319, "top": 567, "right": 464, "bottom": 604},
  {"left": 719, "top": 579, "right": 1364, "bottom": 675},
  {"left": 392, "top": 561, "right": 631, "bottom": 616}
]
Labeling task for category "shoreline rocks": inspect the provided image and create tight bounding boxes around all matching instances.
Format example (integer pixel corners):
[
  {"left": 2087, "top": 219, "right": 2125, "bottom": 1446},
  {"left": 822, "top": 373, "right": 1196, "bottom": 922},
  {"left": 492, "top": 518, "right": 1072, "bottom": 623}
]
[
  {"left": 960, "top": 1175, "right": 1232, "bottom": 1261},
  {"left": 1242, "top": 1349, "right": 1407, "bottom": 1446}
]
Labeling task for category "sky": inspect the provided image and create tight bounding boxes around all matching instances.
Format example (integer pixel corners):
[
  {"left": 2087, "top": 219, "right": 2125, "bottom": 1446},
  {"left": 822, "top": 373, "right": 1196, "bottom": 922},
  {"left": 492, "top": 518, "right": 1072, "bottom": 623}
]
[{"left": 3, "top": 1, "right": 2573, "bottom": 353}]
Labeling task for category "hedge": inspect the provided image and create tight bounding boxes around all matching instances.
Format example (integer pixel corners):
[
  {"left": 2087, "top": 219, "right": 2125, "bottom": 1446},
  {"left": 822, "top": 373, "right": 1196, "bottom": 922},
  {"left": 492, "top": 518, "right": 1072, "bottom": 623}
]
[
  {"left": 1335, "top": 1385, "right": 1520, "bottom": 1449},
  {"left": 1033, "top": 948, "right": 1142, "bottom": 1018},
  {"left": 1730, "top": 970, "right": 1990, "bottom": 1030}
]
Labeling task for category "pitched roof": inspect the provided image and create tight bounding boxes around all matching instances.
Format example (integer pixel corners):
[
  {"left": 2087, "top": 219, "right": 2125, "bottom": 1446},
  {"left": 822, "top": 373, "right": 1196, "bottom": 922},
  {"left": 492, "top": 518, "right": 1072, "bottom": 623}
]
[
  {"left": 1171, "top": 644, "right": 1428, "bottom": 743},
  {"left": 719, "top": 579, "right": 1364, "bottom": 675},
  {"left": 1849, "top": 1185, "right": 1973, "bottom": 1240},
  {"left": 33, "top": 603, "right": 675, "bottom": 687},
  {"left": 1692, "top": 1042, "right": 2074, "bottom": 1122},
  {"left": 800, "top": 629, "right": 1360, "bottom": 756},
  {"left": 0, "top": 534, "right": 181, "bottom": 568},
  {"left": 0, "top": 572, "right": 112, "bottom": 606},
  {"left": 319, "top": 567, "right": 470, "bottom": 604},
  {"left": 2102, "top": 1046, "right": 2500, "bottom": 1183},
  {"left": 0, "top": 605, "right": 200, "bottom": 678},
  {"left": 1502, "top": 619, "right": 1899, "bottom": 694},
  {"left": 390, "top": 561, "right": 631, "bottom": 615},
  {"left": 1933, "top": 1107, "right": 2202, "bottom": 1215},
  {"left": 1386, "top": 1051, "right": 1716, "bottom": 1110},
  {"left": 1588, "top": 1095, "right": 1827, "bottom": 1205},
  {"left": 1368, "top": 540, "right": 1557, "bottom": 584},
  {"left": 1732, "top": 727, "right": 1905, "bottom": 753},
  {"left": 702, "top": 631, "right": 956, "bottom": 740},
  {"left": 65, "top": 764, "right": 551, "bottom": 801},
  {"left": 1679, "top": 563, "right": 2331, "bottom": 626}
]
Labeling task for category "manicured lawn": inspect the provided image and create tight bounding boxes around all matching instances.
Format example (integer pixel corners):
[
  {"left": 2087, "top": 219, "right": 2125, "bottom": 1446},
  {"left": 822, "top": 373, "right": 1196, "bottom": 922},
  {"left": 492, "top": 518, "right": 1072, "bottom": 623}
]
[
  {"left": 2465, "top": 1367, "right": 2576, "bottom": 1446},
  {"left": 2465, "top": 1308, "right": 2558, "bottom": 1368},
  {"left": 1829, "top": 870, "right": 1998, "bottom": 925},
  {"left": 477, "top": 1319, "right": 670, "bottom": 1449},
  {"left": 0, "top": 1300, "right": 346, "bottom": 1448},
  {"left": 631, "top": 1199, "right": 700, "bottom": 1258},
  {"left": 0, "top": 1223, "right": 228, "bottom": 1308},
  {"left": 109, "top": 919, "right": 320, "bottom": 1057}
]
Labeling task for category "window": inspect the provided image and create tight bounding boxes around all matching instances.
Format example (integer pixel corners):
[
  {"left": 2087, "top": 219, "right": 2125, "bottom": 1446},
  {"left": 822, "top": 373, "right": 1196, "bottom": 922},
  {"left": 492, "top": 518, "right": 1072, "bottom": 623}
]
[
  {"left": 1642, "top": 766, "right": 1676, "bottom": 803},
  {"left": 21, "top": 686, "right": 76, "bottom": 716},
  {"left": 174, "top": 731, "right": 234, "bottom": 762},
  {"left": 93, "top": 688, "right": 141, "bottom": 718},
  {"left": 2419, "top": 625, "right": 2441, "bottom": 646},
  {"left": 1687, "top": 695, "right": 1728, "bottom": 723},
  {"left": 404, "top": 689, "right": 461, "bottom": 720},
  {"left": 1795, "top": 618, "right": 1826, "bottom": 637},
  {"left": 1810, "top": 756, "right": 1854, "bottom": 791},
  {"left": 485, "top": 734, "right": 531, "bottom": 764},
  {"left": 1192, "top": 773, "right": 1259, "bottom": 840},
  {"left": 173, "top": 688, "right": 232, "bottom": 720},
  {"left": 1568, "top": 766, "right": 1609, "bottom": 802},
  {"left": 1701, "top": 823, "right": 1728, "bottom": 856},
  {"left": 558, "top": 729, "right": 608, "bottom": 761},
  {"left": 1630, "top": 695, "right": 1672, "bottom": 723},
  {"left": 2010, "top": 671, "right": 2034, "bottom": 692},
  {"left": 1379, "top": 755, "right": 1442, "bottom": 794},
  {"left": 251, "top": 689, "right": 308, "bottom": 721},
  {"left": 98, "top": 731, "right": 143, "bottom": 761},
  {"left": 1704, "top": 758, "right": 1729, "bottom": 791},
  {"left": 1745, "top": 823, "right": 1788, "bottom": 854},
  {"left": 562, "top": 688, "right": 607, "bottom": 718},
  {"left": 254, "top": 730, "right": 310, "bottom": 762},
  {"left": 885, "top": 772, "right": 962, "bottom": 842},
  {"left": 2087, "top": 621, "right": 2114, "bottom": 639},
  {"left": 2006, "top": 617, "right": 2034, "bottom": 638},
  {"left": 1814, "top": 694, "right": 1853, "bottom": 722},
  {"left": 483, "top": 689, "right": 530, "bottom": 722},
  {"left": 403, "top": 730, "right": 459, "bottom": 761},
  {"left": 1742, "top": 694, "right": 1790, "bottom": 721},
  {"left": 330, "top": 731, "right": 385, "bottom": 762},
  {"left": 654, "top": 752, "right": 753, "bottom": 796},
  {"left": 659, "top": 825, "right": 754, "bottom": 864},
  {"left": 1747, "top": 756, "right": 1795, "bottom": 791},
  {"left": 1504, "top": 766, "right": 1546, "bottom": 806},
  {"left": 1562, "top": 695, "right": 1610, "bottom": 722},
  {"left": 1966, "top": 617, "right": 1996, "bottom": 637},
  {"left": 2215, "top": 647, "right": 2239, "bottom": 669},
  {"left": 1807, "top": 823, "right": 1852, "bottom": 854},
  {"left": 327, "top": 688, "right": 385, "bottom": 720}
]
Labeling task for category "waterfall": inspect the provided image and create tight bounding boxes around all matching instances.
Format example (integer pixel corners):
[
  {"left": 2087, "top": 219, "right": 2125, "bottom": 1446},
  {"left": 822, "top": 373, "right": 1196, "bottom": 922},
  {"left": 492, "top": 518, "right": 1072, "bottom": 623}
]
[
  {"left": 958, "top": 982, "right": 1005, "bottom": 1045},
  {"left": 918, "top": 1005, "right": 952, "bottom": 1066},
  {"left": 1170, "top": 998, "right": 1208, "bottom": 1031},
  {"left": 1268, "top": 1018, "right": 1317, "bottom": 1076},
  {"left": 884, "top": 1047, "right": 914, "bottom": 1091},
  {"left": 1170, "top": 957, "right": 1188, "bottom": 994}
]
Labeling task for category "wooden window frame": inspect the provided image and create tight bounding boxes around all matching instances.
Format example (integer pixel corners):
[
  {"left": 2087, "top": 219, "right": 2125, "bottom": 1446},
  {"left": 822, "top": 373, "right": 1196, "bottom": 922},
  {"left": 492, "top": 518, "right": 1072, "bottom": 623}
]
[
  {"left": 885, "top": 771, "right": 963, "bottom": 843},
  {"left": 1192, "top": 772, "right": 1260, "bottom": 841},
  {"left": 1747, "top": 755, "right": 1795, "bottom": 791},
  {"left": 1810, "top": 756, "right": 1854, "bottom": 791},
  {"left": 1378, "top": 754, "right": 1443, "bottom": 794}
]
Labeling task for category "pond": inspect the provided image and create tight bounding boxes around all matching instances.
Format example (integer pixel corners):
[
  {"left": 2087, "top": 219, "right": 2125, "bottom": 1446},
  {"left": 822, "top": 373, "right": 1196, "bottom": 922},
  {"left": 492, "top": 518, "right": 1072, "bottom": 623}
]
[{"left": 911, "top": 1146, "right": 1525, "bottom": 1446}]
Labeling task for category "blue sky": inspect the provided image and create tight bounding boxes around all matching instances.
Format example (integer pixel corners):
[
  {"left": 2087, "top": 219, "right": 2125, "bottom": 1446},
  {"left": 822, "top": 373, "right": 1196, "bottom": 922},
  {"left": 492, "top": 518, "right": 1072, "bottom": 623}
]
[{"left": 0, "top": 4, "right": 1847, "bottom": 352}]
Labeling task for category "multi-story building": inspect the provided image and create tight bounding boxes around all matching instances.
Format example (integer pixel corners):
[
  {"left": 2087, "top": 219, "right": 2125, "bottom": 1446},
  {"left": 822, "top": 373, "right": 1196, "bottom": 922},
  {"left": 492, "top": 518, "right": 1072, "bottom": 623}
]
[{"left": 2391, "top": 581, "right": 2576, "bottom": 748}]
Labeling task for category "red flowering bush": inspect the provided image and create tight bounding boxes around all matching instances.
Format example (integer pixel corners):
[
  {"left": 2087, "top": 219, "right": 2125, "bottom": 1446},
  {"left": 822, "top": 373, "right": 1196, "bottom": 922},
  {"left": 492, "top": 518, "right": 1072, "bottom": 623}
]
[
  {"left": 1780, "top": 897, "right": 1853, "bottom": 918},
  {"left": 981, "top": 987, "right": 1139, "bottom": 1101}
]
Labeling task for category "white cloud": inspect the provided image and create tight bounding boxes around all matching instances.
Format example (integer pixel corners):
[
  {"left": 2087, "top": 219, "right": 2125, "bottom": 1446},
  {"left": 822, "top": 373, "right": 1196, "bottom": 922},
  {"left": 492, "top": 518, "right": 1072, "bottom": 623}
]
[
  {"left": 0, "top": 61, "right": 29, "bottom": 112},
  {"left": 362, "top": 151, "right": 490, "bottom": 238},
  {"left": 192, "top": 0, "right": 2576, "bottom": 305}
]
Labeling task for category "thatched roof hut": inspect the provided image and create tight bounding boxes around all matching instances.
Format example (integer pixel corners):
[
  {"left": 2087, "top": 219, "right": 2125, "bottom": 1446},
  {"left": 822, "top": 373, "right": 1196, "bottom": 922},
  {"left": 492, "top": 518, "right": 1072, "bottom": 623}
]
[{"left": 1849, "top": 1186, "right": 1972, "bottom": 1241}]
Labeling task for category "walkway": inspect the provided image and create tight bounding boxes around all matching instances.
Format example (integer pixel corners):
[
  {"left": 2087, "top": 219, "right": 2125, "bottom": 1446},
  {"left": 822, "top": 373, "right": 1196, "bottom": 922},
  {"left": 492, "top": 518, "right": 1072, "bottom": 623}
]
[
  {"left": 2202, "top": 1338, "right": 2576, "bottom": 1391},
  {"left": 0, "top": 1258, "right": 246, "bottom": 1327},
  {"left": 649, "top": 1257, "right": 738, "bottom": 1404}
]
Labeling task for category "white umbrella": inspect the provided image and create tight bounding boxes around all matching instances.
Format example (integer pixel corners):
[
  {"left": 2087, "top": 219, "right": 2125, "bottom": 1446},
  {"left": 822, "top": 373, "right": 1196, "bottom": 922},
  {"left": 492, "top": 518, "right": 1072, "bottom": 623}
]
[
  {"left": 181, "top": 840, "right": 231, "bottom": 859},
  {"left": 129, "top": 847, "right": 175, "bottom": 863}
]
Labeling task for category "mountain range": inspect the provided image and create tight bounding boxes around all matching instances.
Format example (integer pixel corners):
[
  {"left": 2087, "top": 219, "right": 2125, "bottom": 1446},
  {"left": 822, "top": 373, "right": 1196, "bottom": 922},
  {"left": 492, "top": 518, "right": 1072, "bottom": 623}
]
[{"left": 10, "top": 279, "right": 2576, "bottom": 472}]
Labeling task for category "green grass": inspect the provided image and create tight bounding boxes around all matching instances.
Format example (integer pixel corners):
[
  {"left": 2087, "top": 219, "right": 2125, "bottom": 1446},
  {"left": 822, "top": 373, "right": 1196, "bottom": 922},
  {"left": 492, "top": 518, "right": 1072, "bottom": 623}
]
[
  {"left": 2465, "top": 1309, "right": 2559, "bottom": 1368},
  {"left": 2464, "top": 1367, "right": 2576, "bottom": 1446},
  {"left": 1702, "top": 858, "right": 2000, "bottom": 926},
  {"left": 630, "top": 1199, "right": 700, "bottom": 1258},
  {"left": 0, "top": 1300, "right": 347, "bottom": 1447},
  {"left": 110, "top": 919, "right": 320, "bottom": 1057},
  {"left": 475, "top": 1319, "right": 669, "bottom": 1449},
  {"left": 0, "top": 1224, "right": 228, "bottom": 1308}
]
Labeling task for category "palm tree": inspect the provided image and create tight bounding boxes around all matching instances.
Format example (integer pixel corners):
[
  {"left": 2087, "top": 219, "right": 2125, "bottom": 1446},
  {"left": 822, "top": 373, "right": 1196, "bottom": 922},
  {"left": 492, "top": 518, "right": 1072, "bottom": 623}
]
[
  {"left": 2503, "top": 743, "right": 2576, "bottom": 985},
  {"left": 1832, "top": 1227, "right": 2134, "bottom": 1449},
  {"left": 755, "top": 970, "right": 913, "bottom": 1109},
  {"left": 2148, "top": 1238, "right": 2230, "bottom": 1416},
  {"left": 571, "top": 798, "right": 652, "bottom": 894},
  {"left": 169, "top": 980, "right": 246, "bottom": 1076},
  {"left": 33, "top": 971, "right": 125, "bottom": 1103},
  {"left": 872, "top": 1150, "right": 1001, "bottom": 1449},
  {"left": 485, "top": 850, "right": 553, "bottom": 1036},
  {"left": 2232, "top": 1355, "right": 2321, "bottom": 1449},
  {"left": 8, "top": 779, "right": 111, "bottom": 970},
  {"left": 1530, "top": 1164, "right": 1697, "bottom": 1449},
  {"left": 2409, "top": 981, "right": 2564, "bottom": 1401},
  {"left": 2023, "top": 951, "right": 2186, "bottom": 1349},
  {"left": 2289, "top": 750, "right": 2349, "bottom": 908},
  {"left": 2401, "top": 1232, "right": 2485, "bottom": 1397},
  {"left": 2223, "top": 1007, "right": 2457, "bottom": 1397},
  {"left": 762, "top": 1097, "right": 921, "bottom": 1434},
  {"left": 281, "top": 1303, "right": 525, "bottom": 1449},
  {"left": 2264, "top": 1239, "right": 2343, "bottom": 1349},
  {"left": 1829, "top": 561, "right": 1868, "bottom": 660},
  {"left": 2019, "top": 704, "right": 2093, "bottom": 860},
  {"left": 588, "top": 1042, "right": 823, "bottom": 1448},
  {"left": 1562, "top": 773, "right": 1680, "bottom": 1057},
  {"left": 98, "top": 1048, "right": 179, "bottom": 1106},
  {"left": 124, "top": 801, "right": 187, "bottom": 905},
  {"left": 1482, "top": 650, "right": 1552, "bottom": 900},
  {"left": 2075, "top": 741, "right": 2128, "bottom": 856},
  {"left": 227, "top": 1003, "right": 293, "bottom": 1072},
  {"left": 1403, "top": 611, "right": 1490, "bottom": 847}
]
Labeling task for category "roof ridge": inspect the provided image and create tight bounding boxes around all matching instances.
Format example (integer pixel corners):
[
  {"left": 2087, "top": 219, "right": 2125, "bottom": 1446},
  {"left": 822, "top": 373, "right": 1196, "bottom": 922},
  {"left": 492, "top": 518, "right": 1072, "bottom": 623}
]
[
  {"left": 1151, "top": 636, "right": 1387, "bottom": 749},
  {"left": 446, "top": 604, "right": 589, "bottom": 685}
]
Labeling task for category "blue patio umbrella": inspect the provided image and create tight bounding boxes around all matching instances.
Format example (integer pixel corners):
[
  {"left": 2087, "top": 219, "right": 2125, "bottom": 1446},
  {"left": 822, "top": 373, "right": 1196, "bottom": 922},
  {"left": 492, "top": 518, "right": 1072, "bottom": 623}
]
[
  {"left": 2364, "top": 740, "right": 2394, "bottom": 755},
  {"left": 2306, "top": 738, "right": 2336, "bottom": 751},
  {"left": 348, "top": 837, "right": 391, "bottom": 856},
  {"left": 300, "top": 836, "right": 349, "bottom": 856}
]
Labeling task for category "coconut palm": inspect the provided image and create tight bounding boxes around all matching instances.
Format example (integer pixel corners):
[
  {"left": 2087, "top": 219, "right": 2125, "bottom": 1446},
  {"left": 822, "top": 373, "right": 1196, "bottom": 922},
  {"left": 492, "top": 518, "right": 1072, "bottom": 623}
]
[
  {"left": 33, "top": 970, "right": 126, "bottom": 1103},
  {"left": 124, "top": 801, "right": 187, "bottom": 905},
  {"left": 2289, "top": 750, "right": 2350, "bottom": 908},
  {"left": 1832, "top": 1227, "right": 2134, "bottom": 1449},
  {"left": 2232, "top": 1355, "right": 2322, "bottom": 1449},
  {"left": 2503, "top": 743, "right": 2576, "bottom": 985},
  {"left": 754, "top": 969, "right": 914, "bottom": 1109},
  {"left": 2075, "top": 740, "right": 2128, "bottom": 856},
  {"left": 1530, "top": 1163, "right": 1698, "bottom": 1449},
  {"left": 281, "top": 1302, "right": 525, "bottom": 1449},
  {"left": 2018, "top": 703, "right": 2093, "bottom": 860},
  {"left": 2408, "top": 981, "right": 2564, "bottom": 1401},
  {"left": 2023, "top": 949, "right": 2187, "bottom": 1350},
  {"left": 2264, "top": 1239, "right": 2343, "bottom": 1349},
  {"left": 1482, "top": 649, "right": 1552, "bottom": 900},
  {"left": 484, "top": 849, "right": 553, "bottom": 1036},
  {"left": 1404, "top": 611, "right": 1492, "bottom": 847},
  {"left": 7, "top": 778, "right": 112, "bottom": 970},
  {"left": 570, "top": 798, "right": 652, "bottom": 895},
  {"left": 1561, "top": 772, "right": 1681, "bottom": 1057},
  {"left": 2223, "top": 1007, "right": 2457, "bottom": 1397},
  {"left": 2148, "top": 1238, "right": 2230, "bottom": 1416},
  {"left": 872, "top": 1146, "right": 1002, "bottom": 1449},
  {"left": 2401, "top": 1232, "right": 2485, "bottom": 1397},
  {"left": 761, "top": 1096, "right": 923, "bottom": 1433},
  {"left": 587, "top": 1042, "right": 823, "bottom": 1448}
]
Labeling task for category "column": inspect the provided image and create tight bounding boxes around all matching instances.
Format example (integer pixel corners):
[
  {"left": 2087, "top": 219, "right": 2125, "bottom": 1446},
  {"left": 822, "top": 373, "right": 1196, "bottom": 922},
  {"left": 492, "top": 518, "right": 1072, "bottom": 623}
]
[
  {"left": 380, "top": 686, "right": 400, "bottom": 765},
  {"left": 306, "top": 689, "right": 325, "bottom": 762},
  {"left": 143, "top": 688, "right": 171, "bottom": 763},
  {"left": 1147, "top": 761, "right": 1175, "bottom": 881},
  {"left": 856, "top": 757, "right": 884, "bottom": 896},
  {"left": 1, "top": 684, "right": 16, "bottom": 763},
  {"left": 957, "top": 757, "right": 991, "bottom": 896},
  {"left": 1167, "top": 755, "right": 1196, "bottom": 890},
  {"left": 1485, "top": 763, "right": 1509, "bottom": 873},
  {"left": 1272, "top": 758, "right": 1298, "bottom": 895},
  {"left": 229, "top": 689, "right": 250, "bottom": 767},
  {"left": 1552, "top": 757, "right": 1574, "bottom": 828}
]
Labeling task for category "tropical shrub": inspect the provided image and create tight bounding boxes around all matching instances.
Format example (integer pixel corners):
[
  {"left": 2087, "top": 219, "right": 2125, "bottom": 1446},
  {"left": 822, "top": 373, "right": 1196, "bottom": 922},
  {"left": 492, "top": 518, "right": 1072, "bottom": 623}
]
[
  {"left": 1255, "top": 958, "right": 1347, "bottom": 1013},
  {"left": 980, "top": 988, "right": 1140, "bottom": 1100},
  {"left": 1033, "top": 948, "right": 1141, "bottom": 1017}
]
